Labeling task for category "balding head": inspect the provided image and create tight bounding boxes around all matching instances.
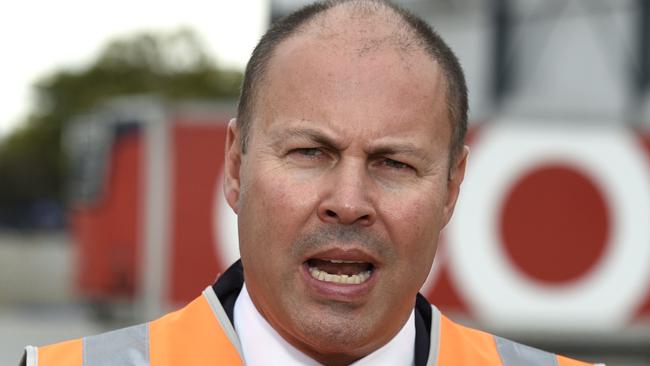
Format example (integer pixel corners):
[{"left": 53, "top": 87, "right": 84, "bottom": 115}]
[{"left": 237, "top": 0, "right": 468, "bottom": 164}]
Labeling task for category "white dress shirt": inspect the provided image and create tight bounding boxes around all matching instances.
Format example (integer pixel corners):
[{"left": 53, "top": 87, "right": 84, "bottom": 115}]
[{"left": 234, "top": 284, "right": 415, "bottom": 366}]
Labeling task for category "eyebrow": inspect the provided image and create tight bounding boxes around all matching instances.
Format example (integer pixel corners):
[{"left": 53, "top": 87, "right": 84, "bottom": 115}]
[{"left": 271, "top": 127, "right": 343, "bottom": 150}]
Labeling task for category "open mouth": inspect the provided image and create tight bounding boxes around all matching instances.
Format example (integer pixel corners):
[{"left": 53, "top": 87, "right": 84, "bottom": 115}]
[{"left": 306, "top": 258, "right": 374, "bottom": 285}]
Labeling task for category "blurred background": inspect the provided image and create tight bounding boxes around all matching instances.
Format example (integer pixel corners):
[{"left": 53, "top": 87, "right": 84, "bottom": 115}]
[{"left": 1, "top": 0, "right": 650, "bottom": 365}]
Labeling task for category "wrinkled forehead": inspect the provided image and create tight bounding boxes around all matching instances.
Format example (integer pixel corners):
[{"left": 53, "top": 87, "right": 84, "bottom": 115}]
[
  {"left": 254, "top": 19, "right": 449, "bottom": 149},
  {"left": 245, "top": 3, "right": 450, "bottom": 147}
]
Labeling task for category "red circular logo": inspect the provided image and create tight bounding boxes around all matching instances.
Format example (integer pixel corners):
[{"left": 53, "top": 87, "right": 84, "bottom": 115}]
[{"left": 499, "top": 164, "right": 610, "bottom": 285}]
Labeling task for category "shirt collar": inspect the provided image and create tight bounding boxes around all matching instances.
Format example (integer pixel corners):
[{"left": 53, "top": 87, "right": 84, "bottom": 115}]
[{"left": 233, "top": 283, "right": 415, "bottom": 366}]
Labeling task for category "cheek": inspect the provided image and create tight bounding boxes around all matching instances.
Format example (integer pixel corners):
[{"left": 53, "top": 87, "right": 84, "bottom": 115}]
[
  {"left": 239, "top": 166, "right": 320, "bottom": 246},
  {"left": 385, "top": 191, "right": 444, "bottom": 237},
  {"left": 382, "top": 191, "right": 445, "bottom": 272},
  {"left": 256, "top": 174, "right": 317, "bottom": 214}
]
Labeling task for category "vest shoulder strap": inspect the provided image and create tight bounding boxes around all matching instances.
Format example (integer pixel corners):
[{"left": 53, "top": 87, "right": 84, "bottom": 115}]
[
  {"left": 26, "top": 287, "right": 244, "bottom": 366},
  {"left": 435, "top": 314, "right": 597, "bottom": 366},
  {"left": 437, "top": 314, "right": 503, "bottom": 365},
  {"left": 148, "top": 287, "right": 243, "bottom": 365},
  {"left": 25, "top": 321, "right": 150, "bottom": 366}
]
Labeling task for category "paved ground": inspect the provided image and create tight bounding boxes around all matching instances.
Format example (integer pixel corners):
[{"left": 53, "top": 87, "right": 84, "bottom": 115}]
[
  {"left": 0, "top": 232, "right": 100, "bottom": 363},
  {"left": 0, "top": 305, "right": 115, "bottom": 364}
]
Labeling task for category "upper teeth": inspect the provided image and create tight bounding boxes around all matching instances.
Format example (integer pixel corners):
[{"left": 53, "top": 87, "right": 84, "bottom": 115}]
[
  {"left": 309, "top": 267, "right": 371, "bottom": 284},
  {"left": 328, "top": 259, "right": 364, "bottom": 264}
]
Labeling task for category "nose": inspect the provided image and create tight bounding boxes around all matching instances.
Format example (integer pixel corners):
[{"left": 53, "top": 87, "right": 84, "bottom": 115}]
[{"left": 317, "top": 160, "right": 376, "bottom": 226}]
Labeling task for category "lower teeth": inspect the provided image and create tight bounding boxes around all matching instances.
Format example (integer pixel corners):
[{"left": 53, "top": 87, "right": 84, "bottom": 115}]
[{"left": 309, "top": 267, "right": 371, "bottom": 284}]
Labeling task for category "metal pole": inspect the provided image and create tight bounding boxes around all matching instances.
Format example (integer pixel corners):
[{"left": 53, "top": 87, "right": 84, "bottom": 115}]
[{"left": 491, "top": 0, "right": 514, "bottom": 110}]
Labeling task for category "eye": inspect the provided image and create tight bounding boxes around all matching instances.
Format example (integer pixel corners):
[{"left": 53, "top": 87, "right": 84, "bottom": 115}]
[
  {"left": 378, "top": 158, "right": 413, "bottom": 171},
  {"left": 377, "top": 158, "right": 415, "bottom": 172},
  {"left": 290, "top": 147, "right": 324, "bottom": 158}
]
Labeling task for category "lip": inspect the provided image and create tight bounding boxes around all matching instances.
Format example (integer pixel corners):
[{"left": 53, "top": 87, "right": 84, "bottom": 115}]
[
  {"left": 300, "top": 247, "right": 380, "bottom": 301},
  {"left": 303, "top": 247, "right": 381, "bottom": 267}
]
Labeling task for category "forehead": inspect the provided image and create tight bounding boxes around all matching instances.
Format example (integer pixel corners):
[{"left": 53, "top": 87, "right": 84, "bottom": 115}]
[{"left": 253, "top": 14, "right": 450, "bottom": 150}]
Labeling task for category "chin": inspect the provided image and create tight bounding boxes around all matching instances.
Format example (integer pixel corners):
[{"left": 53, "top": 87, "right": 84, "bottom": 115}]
[{"left": 289, "top": 308, "right": 380, "bottom": 357}]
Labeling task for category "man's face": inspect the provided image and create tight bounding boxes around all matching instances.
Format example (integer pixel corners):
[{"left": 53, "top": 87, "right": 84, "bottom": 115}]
[{"left": 224, "top": 26, "right": 467, "bottom": 364}]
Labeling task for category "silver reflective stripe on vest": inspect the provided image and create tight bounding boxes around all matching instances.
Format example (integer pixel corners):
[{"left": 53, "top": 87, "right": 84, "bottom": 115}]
[
  {"left": 426, "top": 305, "right": 442, "bottom": 366},
  {"left": 83, "top": 323, "right": 149, "bottom": 366},
  {"left": 24, "top": 345, "right": 37, "bottom": 366},
  {"left": 495, "top": 336, "right": 558, "bottom": 366},
  {"left": 202, "top": 286, "right": 245, "bottom": 362}
]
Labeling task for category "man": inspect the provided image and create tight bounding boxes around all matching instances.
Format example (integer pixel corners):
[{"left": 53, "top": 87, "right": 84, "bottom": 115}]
[{"left": 23, "top": 1, "right": 598, "bottom": 365}]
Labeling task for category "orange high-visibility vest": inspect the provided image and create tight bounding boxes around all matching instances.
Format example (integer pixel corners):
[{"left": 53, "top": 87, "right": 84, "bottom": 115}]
[{"left": 23, "top": 286, "right": 596, "bottom": 366}]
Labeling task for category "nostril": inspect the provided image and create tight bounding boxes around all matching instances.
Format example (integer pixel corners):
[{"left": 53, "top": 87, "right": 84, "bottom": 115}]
[{"left": 326, "top": 209, "right": 337, "bottom": 218}]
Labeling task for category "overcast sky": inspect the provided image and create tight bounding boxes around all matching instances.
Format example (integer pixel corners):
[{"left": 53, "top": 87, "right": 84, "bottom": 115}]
[{"left": 0, "top": 0, "right": 268, "bottom": 138}]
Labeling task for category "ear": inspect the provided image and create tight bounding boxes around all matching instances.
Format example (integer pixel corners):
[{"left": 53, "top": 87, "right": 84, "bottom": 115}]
[
  {"left": 442, "top": 145, "right": 469, "bottom": 227},
  {"left": 223, "top": 118, "right": 242, "bottom": 214}
]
